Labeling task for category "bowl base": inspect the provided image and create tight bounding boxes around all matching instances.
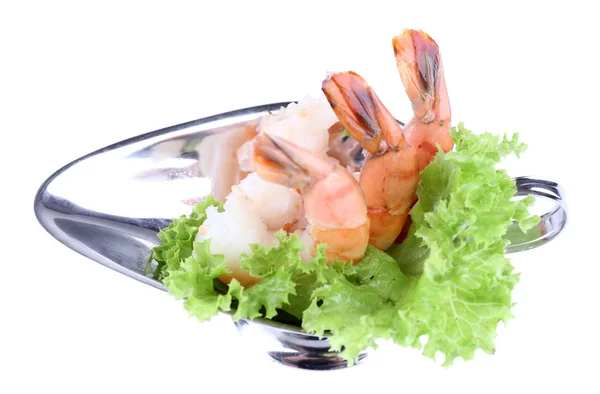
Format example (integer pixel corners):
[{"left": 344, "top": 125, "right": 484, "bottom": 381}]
[
  {"left": 267, "top": 351, "right": 367, "bottom": 370},
  {"left": 234, "top": 318, "right": 368, "bottom": 371}
]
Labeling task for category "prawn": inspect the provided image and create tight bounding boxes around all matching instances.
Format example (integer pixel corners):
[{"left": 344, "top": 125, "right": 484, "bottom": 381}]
[
  {"left": 252, "top": 133, "right": 370, "bottom": 263},
  {"left": 322, "top": 71, "right": 419, "bottom": 251},
  {"left": 196, "top": 172, "right": 304, "bottom": 287},
  {"left": 393, "top": 29, "right": 453, "bottom": 170}
]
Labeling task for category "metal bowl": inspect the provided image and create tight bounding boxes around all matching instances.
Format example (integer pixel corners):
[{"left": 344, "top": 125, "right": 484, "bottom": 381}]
[{"left": 34, "top": 102, "right": 568, "bottom": 370}]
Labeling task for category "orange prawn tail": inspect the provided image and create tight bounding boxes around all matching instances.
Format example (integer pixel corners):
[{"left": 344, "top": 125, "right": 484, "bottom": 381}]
[
  {"left": 393, "top": 29, "right": 453, "bottom": 170},
  {"left": 322, "top": 70, "right": 419, "bottom": 252}
]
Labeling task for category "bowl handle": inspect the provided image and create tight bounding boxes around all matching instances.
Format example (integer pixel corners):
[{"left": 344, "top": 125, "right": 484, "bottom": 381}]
[{"left": 505, "top": 176, "right": 567, "bottom": 254}]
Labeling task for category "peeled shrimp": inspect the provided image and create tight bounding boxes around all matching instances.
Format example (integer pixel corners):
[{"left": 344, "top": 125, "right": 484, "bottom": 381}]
[
  {"left": 238, "top": 95, "right": 338, "bottom": 172},
  {"left": 196, "top": 172, "right": 304, "bottom": 287},
  {"left": 322, "top": 72, "right": 419, "bottom": 251},
  {"left": 252, "top": 133, "right": 370, "bottom": 263},
  {"left": 393, "top": 29, "right": 453, "bottom": 170}
]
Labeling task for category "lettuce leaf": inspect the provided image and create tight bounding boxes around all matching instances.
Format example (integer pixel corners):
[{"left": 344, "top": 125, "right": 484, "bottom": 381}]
[
  {"left": 163, "top": 239, "right": 234, "bottom": 321},
  {"left": 232, "top": 231, "right": 307, "bottom": 320},
  {"left": 146, "top": 196, "right": 223, "bottom": 280},
  {"left": 388, "top": 123, "right": 536, "bottom": 278},
  {"left": 231, "top": 233, "right": 358, "bottom": 321},
  {"left": 302, "top": 246, "right": 414, "bottom": 360},
  {"left": 155, "top": 220, "right": 339, "bottom": 324},
  {"left": 150, "top": 123, "right": 537, "bottom": 367},
  {"left": 308, "top": 123, "right": 538, "bottom": 366}
]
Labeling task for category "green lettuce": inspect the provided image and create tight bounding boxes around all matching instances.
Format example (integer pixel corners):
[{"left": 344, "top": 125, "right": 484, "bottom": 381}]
[
  {"left": 231, "top": 231, "right": 316, "bottom": 321},
  {"left": 146, "top": 196, "right": 223, "bottom": 280},
  {"left": 149, "top": 123, "right": 537, "bottom": 367},
  {"left": 302, "top": 246, "right": 414, "bottom": 360},
  {"left": 305, "top": 123, "right": 538, "bottom": 366},
  {"left": 163, "top": 239, "right": 234, "bottom": 321},
  {"left": 151, "top": 219, "right": 343, "bottom": 324}
]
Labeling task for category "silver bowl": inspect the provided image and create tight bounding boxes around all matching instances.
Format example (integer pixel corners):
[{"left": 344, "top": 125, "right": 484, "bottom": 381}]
[{"left": 34, "top": 102, "right": 568, "bottom": 370}]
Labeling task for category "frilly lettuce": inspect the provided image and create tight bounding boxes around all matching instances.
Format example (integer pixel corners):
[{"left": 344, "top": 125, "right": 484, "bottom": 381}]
[
  {"left": 146, "top": 195, "right": 224, "bottom": 280},
  {"left": 148, "top": 123, "right": 538, "bottom": 367}
]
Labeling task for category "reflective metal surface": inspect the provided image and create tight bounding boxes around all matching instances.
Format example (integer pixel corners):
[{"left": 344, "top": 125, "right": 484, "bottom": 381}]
[
  {"left": 234, "top": 316, "right": 367, "bottom": 370},
  {"left": 34, "top": 102, "right": 568, "bottom": 371},
  {"left": 505, "top": 177, "right": 567, "bottom": 254}
]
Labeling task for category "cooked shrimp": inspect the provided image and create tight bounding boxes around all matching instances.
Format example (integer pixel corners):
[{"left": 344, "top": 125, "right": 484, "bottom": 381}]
[
  {"left": 238, "top": 95, "right": 339, "bottom": 173},
  {"left": 252, "top": 133, "right": 370, "bottom": 263},
  {"left": 196, "top": 172, "right": 304, "bottom": 287},
  {"left": 237, "top": 172, "right": 303, "bottom": 231},
  {"left": 392, "top": 29, "right": 453, "bottom": 170},
  {"left": 322, "top": 71, "right": 419, "bottom": 251},
  {"left": 200, "top": 95, "right": 358, "bottom": 286}
]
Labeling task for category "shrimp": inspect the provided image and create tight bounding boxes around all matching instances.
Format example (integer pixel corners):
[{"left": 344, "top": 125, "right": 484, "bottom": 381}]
[
  {"left": 322, "top": 71, "right": 419, "bottom": 251},
  {"left": 252, "top": 133, "right": 370, "bottom": 263},
  {"left": 199, "top": 95, "right": 359, "bottom": 287},
  {"left": 196, "top": 172, "right": 304, "bottom": 287},
  {"left": 237, "top": 95, "right": 339, "bottom": 173},
  {"left": 392, "top": 29, "right": 453, "bottom": 170}
]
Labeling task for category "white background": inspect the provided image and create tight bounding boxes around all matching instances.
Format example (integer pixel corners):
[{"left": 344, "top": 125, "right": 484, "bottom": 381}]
[{"left": 2, "top": 1, "right": 599, "bottom": 393}]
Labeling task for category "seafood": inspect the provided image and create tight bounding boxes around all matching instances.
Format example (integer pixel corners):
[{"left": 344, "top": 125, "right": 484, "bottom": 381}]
[
  {"left": 252, "top": 133, "right": 370, "bottom": 263},
  {"left": 238, "top": 96, "right": 338, "bottom": 173},
  {"left": 196, "top": 29, "right": 453, "bottom": 285},
  {"left": 196, "top": 97, "right": 363, "bottom": 287},
  {"left": 393, "top": 29, "right": 453, "bottom": 170},
  {"left": 197, "top": 172, "right": 304, "bottom": 287},
  {"left": 236, "top": 172, "right": 303, "bottom": 231},
  {"left": 320, "top": 29, "right": 454, "bottom": 249},
  {"left": 322, "top": 72, "right": 420, "bottom": 251}
]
